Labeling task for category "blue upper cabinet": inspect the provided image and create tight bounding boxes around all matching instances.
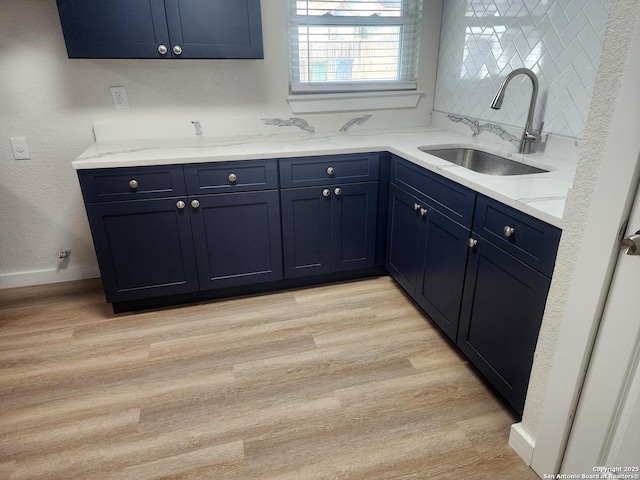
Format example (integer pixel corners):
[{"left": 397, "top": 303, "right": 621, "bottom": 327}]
[
  {"left": 163, "top": 0, "right": 263, "bottom": 59},
  {"left": 56, "top": 0, "right": 263, "bottom": 59}
]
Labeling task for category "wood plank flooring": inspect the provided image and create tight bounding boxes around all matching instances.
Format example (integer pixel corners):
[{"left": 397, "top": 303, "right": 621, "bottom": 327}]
[{"left": 0, "top": 276, "right": 539, "bottom": 479}]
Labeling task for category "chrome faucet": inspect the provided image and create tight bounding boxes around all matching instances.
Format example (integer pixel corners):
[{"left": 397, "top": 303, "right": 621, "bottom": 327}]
[{"left": 490, "top": 68, "right": 544, "bottom": 154}]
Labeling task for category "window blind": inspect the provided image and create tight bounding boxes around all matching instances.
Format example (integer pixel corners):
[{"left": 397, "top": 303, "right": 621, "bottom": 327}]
[{"left": 289, "top": 0, "right": 423, "bottom": 93}]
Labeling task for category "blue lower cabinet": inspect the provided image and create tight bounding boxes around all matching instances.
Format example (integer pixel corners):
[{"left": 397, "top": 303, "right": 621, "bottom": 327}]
[
  {"left": 385, "top": 184, "right": 423, "bottom": 294},
  {"left": 331, "top": 182, "right": 378, "bottom": 272},
  {"left": 86, "top": 198, "right": 199, "bottom": 303},
  {"left": 386, "top": 183, "right": 470, "bottom": 341},
  {"left": 415, "top": 208, "right": 470, "bottom": 341},
  {"left": 189, "top": 190, "right": 283, "bottom": 289},
  {"left": 457, "top": 237, "right": 551, "bottom": 415},
  {"left": 281, "top": 182, "right": 378, "bottom": 278},
  {"left": 281, "top": 186, "right": 332, "bottom": 278}
]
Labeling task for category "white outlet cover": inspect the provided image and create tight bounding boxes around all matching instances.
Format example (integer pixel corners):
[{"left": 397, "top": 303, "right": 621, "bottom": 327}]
[
  {"left": 10, "top": 137, "right": 30, "bottom": 160},
  {"left": 110, "top": 86, "right": 130, "bottom": 109}
]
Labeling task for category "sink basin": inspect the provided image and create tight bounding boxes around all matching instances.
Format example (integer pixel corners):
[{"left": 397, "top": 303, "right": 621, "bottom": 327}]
[{"left": 418, "top": 147, "right": 548, "bottom": 176}]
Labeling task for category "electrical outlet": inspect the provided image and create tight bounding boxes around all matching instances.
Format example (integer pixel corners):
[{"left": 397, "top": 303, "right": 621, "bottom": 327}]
[
  {"left": 10, "top": 137, "right": 30, "bottom": 160},
  {"left": 110, "top": 86, "right": 130, "bottom": 109}
]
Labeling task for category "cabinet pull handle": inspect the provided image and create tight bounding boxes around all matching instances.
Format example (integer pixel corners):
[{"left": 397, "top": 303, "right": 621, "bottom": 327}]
[
  {"left": 176, "top": 200, "right": 186, "bottom": 209},
  {"left": 173, "top": 45, "right": 183, "bottom": 55},
  {"left": 420, "top": 207, "right": 427, "bottom": 216},
  {"left": 191, "top": 199, "right": 200, "bottom": 209},
  {"left": 327, "top": 166, "right": 335, "bottom": 175},
  {"left": 322, "top": 189, "right": 330, "bottom": 197},
  {"left": 469, "top": 238, "right": 478, "bottom": 248},
  {"left": 414, "top": 203, "right": 421, "bottom": 211},
  {"left": 228, "top": 173, "right": 237, "bottom": 182},
  {"left": 158, "top": 45, "right": 168, "bottom": 55},
  {"left": 334, "top": 187, "right": 342, "bottom": 196},
  {"left": 504, "top": 226, "right": 515, "bottom": 237},
  {"left": 129, "top": 179, "right": 139, "bottom": 189}
]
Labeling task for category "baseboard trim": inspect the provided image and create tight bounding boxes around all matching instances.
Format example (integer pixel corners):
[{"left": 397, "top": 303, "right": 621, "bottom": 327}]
[
  {"left": 0, "top": 265, "right": 100, "bottom": 289},
  {"left": 509, "top": 422, "right": 535, "bottom": 466}
]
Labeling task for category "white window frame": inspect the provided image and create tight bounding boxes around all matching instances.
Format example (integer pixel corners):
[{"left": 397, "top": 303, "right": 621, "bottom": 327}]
[{"left": 288, "top": 1, "right": 423, "bottom": 97}]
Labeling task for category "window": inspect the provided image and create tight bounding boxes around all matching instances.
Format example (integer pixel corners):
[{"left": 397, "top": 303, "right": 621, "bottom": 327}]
[{"left": 288, "top": 1, "right": 423, "bottom": 94}]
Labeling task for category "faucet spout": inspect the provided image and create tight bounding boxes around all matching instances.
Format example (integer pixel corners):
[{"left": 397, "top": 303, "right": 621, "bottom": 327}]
[{"left": 490, "top": 68, "right": 542, "bottom": 154}]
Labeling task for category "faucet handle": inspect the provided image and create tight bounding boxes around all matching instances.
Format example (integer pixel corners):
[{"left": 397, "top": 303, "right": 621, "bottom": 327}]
[
  {"left": 526, "top": 121, "right": 544, "bottom": 143},
  {"left": 534, "top": 121, "right": 544, "bottom": 142}
]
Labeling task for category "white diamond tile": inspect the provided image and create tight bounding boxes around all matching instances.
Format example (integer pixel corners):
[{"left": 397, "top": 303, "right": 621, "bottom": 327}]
[
  {"left": 558, "top": 11, "right": 589, "bottom": 47},
  {"left": 526, "top": 15, "right": 552, "bottom": 48},
  {"left": 514, "top": 30, "right": 531, "bottom": 58},
  {"left": 542, "top": 26, "right": 564, "bottom": 59},
  {"left": 434, "top": 0, "right": 612, "bottom": 139},
  {"left": 572, "top": 50, "right": 596, "bottom": 82},
  {"left": 563, "top": 0, "right": 584, "bottom": 21},
  {"left": 531, "top": 1, "right": 554, "bottom": 19},
  {"left": 554, "top": 37, "right": 584, "bottom": 72},
  {"left": 562, "top": 102, "right": 584, "bottom": 137},
  {"left": 546, "top": 2, "right": 570, "bottom": 35},
  {"left": 523, "top": 0, "right": 539, "bottom": 15},
  {"left": 567, "top": 74, "right": 591, "bottom": 110},
  {"left": 578, "top": 22, "right": 604, "bottom": 61},
  {"left": 584, "top": 0, "right": 610, "bottom": 32}
]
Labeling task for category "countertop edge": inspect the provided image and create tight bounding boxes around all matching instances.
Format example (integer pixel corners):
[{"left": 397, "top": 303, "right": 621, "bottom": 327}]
[{"left": 71, "top": 130, "right": 573, "bottom": 229}]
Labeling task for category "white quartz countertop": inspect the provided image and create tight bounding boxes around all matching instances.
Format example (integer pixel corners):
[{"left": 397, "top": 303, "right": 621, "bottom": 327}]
[{"left": 72, "top": 126, "right": 577, "bottom": 228}]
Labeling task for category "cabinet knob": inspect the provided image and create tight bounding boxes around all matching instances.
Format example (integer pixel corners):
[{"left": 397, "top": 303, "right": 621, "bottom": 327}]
[
  {"left": 414, "top": 203, "right": 421, "bottom": 211},
  {"left": 173, "top": 45, "right": 183, "bottom": 55},
  {"left": 469, "top": 238, "right": 478, "bottom": 248},
  {"left": 158, "top": 44, "right": 168, "bottom": 55},
  {"left": 503, "top": 226, "right": 515, "bottom": 237},
  {"left": 129, "top": 179, "right": 139, "bottom": 189},
  {"left": 420, "top": 207, "right": 427, "bottom": 216},
  {"left": 191, "top": 199, "right": 200, "bottom": 209},
  {"left": 228, "top": 173, "right": 237, "bottom": 182},
  {"left": 334, "top": 187, "right": 342, "bottom": 196},
  {"left": 327, "top": 166, "right": 335, "bottom": 175},
  {"left": 322, "top": 188, "right": 330, "bottom": 197},
  {"left": 620, "top": 231, "right": 640, "bottom": 255},
  {"left": 176, "top": 200, "right": 186, "bottom": 209}
]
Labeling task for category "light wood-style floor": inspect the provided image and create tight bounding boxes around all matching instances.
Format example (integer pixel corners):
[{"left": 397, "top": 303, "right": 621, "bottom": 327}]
[{"left": 0, "top": 276, "right": 539, "bottom": 480}]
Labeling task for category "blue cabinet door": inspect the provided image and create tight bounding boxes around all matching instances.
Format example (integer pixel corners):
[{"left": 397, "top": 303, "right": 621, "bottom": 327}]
[
  {"left": 56, "top": 0, "right": 171, "bottom": 58},
  {"left": 415, "top": 209, "right": 470, "bottom": 341},
  {"left": 281, "top": 187, "right": 332, "bottom": 278},
  {"left": 86, "top": 198, "right": 199, "bottom": 303},
  {"left": 56, "top": 0, "right": 263, "bottom": 59},
  {"left": 164, "top": 0, "right": 263, "bottom": 59},
  {"left": 385, "top": 183, "right": 424, "bottom": 295},
  {"left": 457, "top": 237, "right": 551, "bottom": 415},
  {"left": 331, "top": 182, "right": 378, "bottom": 272},
  {"left": 189, "top": 190, "right": 282, "bottom": 289}
]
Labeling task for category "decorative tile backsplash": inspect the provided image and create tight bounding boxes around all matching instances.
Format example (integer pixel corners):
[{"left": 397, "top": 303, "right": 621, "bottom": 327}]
[{"left": 434, "top": 0, "right": 612, "bottom": 138}]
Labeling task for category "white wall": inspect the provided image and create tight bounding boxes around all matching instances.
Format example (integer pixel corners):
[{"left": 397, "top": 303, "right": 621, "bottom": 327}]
[
  {"left": 0, "top": 0, "right": 443, "bottom": 287},
  {"left": 517, "top": 0, "right": 640, "bottom": 473},
  {"left": 434, "top": 0, "right": 612, "bottom": 138}
]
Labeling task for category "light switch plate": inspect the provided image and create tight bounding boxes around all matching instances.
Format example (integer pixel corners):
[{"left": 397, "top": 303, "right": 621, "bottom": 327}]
[{"left": 10, "top": 137, "right": 30, "bottom": 160}]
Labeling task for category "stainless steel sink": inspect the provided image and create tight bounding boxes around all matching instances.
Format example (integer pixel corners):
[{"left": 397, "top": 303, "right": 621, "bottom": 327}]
[{"left": 418, "top": 147, "right": 548, "bottom": 176}]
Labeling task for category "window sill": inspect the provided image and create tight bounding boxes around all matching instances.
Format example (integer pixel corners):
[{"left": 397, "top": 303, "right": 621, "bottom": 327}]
[{"left": 287, "top": 90, "right": 423, "bottom": 114}]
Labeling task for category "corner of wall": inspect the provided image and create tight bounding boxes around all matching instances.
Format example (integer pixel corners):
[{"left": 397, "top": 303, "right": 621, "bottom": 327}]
[{"left": 509, "top": 422, "right": 535, "bottom": 466}]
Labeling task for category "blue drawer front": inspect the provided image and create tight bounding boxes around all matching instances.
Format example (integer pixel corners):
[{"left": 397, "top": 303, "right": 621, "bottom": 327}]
[
  {"left": 78, "top": 166, "right": 186, "bottom": 203},
  {"left": 391, "top": 156, "right": 476, "bottom": 228},
  {"left": 473, "top": 195, "right": 561, "bottom": 276},
  {"left": 279, "top": 153, "right": 379, "bottom": 188},
  {"left": 185, "top": 159, "right": 278, "bottom": 194}
]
